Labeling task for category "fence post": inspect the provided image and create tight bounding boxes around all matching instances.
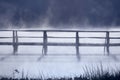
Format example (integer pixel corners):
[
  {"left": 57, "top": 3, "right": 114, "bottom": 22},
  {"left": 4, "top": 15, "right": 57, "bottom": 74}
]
[
  {"left": 13, "top": 30, "right": 16, "bottom": 54},
  {"left": 15, "top": 31, "right": 18, "bottom": 54},
  {"left": 106, "top": 31, "right": 110, "bottom": 55},
  {"left": 13, "top": 30, "right": 18, "bottom": 55},
  {"left": 43, "top": 31, "right": 48, "bottom": 55},
  {"left": 76, "top": 32, "right": 80, "bottom": 60}
]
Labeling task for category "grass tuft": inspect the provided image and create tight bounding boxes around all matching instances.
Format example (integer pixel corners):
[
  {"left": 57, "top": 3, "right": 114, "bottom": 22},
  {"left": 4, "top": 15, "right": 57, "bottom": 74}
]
[{"left": 1, "top": 66, "right": 120, "bottom": 80}]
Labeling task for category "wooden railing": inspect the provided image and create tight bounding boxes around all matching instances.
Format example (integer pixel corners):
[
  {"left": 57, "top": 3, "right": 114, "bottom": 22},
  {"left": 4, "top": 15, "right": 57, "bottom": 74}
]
[{"left": 0, "top": 30, "right": 120, "bottom": 60}]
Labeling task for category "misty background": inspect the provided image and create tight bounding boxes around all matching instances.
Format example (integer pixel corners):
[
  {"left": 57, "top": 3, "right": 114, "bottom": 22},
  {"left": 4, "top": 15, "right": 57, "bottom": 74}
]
[{"left": 0, "top": 0, "right": 120, "bottom": 29}]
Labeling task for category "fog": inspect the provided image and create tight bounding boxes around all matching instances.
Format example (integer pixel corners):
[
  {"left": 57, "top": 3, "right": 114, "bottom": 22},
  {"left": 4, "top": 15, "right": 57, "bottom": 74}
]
[
  {"left": 0, "top": 0, "right": 120, "bottom": 28},
  {"left": 0, "top": 31, "right": 120, "bottom": 78},
  {"left": 0, "top": 0, "right": 120, "bottom": 78}
]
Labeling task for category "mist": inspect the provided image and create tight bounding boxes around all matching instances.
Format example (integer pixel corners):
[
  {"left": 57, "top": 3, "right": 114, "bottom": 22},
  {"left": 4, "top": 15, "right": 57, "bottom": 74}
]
[
  {"left": 1, "top": 0, "right": 120, "bottom": 78},
  {"left": 0, "top": 0, "right": 120, "bottom": 29}
]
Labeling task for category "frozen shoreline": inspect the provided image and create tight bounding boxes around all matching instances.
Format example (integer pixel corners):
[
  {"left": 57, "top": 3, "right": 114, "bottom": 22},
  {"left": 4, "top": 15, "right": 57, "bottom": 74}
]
[{"left": 0, "top": 54, "right": 120, "bottom": 78}]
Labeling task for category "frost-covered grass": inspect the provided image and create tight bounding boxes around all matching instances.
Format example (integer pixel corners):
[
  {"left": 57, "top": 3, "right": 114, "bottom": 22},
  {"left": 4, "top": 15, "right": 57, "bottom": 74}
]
[
  {"left": 0, "top": 71, "right": 120, "bottom": 80},
  {"left": 0, "top": 66, "right": 120, "bottom": 80}
]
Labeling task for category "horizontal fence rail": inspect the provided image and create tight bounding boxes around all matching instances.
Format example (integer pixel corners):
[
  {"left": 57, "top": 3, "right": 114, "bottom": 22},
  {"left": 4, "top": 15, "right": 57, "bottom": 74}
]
[{"left": 0, "top": 30, "right": 120, "bottom": 60}]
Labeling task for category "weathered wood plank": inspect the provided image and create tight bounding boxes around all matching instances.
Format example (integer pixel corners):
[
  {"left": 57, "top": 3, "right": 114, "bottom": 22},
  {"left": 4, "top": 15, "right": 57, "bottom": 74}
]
[
  {"left": 0, "top": 37, "right": 12, "bottom": 38},
  {"left": 47, "top": 43, "right": 75, "bottom": 46},
  {"left": 18, "top": 43, "right": 43, "bottom": 45},
  {"left": 18, "top": 36, "right": 43, "bottom": 38},
  {"left": 0, "top": 29, "right": 120, "bottom": 32},
  {"left": 0, "top": 42, "right": 13, "bottom": 45},
  {"left": 0, "top": 42, "right": 120, "bottom": 47}
]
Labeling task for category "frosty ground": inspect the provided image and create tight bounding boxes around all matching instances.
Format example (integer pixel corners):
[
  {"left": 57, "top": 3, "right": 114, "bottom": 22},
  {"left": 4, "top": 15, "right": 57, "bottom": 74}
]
[{"left": 0, "top": 31, "right": 120, "bottom": 78}]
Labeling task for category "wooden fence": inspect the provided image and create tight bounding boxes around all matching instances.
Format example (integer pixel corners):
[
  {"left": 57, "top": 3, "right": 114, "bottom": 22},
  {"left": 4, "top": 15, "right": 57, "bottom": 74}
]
[{"left": 0, "top": 30, "right": 120, "bottom": 60}]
